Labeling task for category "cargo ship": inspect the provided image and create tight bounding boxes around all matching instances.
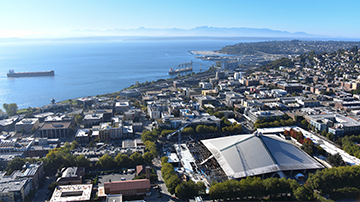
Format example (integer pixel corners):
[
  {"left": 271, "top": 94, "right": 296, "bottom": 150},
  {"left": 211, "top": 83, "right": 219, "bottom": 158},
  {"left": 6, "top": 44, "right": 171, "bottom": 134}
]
[
  {"left": 169, "top": 66, "right": 193, "bottom": 75},
  {"left": 7, "top": 69, "right": 55, "bottom": 78}
]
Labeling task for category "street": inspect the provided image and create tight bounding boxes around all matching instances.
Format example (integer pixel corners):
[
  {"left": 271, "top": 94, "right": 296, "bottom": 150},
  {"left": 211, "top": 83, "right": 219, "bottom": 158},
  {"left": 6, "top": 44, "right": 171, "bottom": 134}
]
[
  {"left": 32, "top": 176, "right": 54, "bottom": 202},
  {"left": 144, "top": 155, "right": 182, "bottom": 202}
]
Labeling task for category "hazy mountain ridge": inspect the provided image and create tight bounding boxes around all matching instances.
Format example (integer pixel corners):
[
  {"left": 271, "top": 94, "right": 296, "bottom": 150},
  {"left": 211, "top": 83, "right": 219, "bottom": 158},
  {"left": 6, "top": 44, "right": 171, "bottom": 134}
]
[
  {"left": 67, "top": 26, "right": 321, "bottom": 38},
  {"left": 2, "top": 26, "right": 359, "bottom": 42}
]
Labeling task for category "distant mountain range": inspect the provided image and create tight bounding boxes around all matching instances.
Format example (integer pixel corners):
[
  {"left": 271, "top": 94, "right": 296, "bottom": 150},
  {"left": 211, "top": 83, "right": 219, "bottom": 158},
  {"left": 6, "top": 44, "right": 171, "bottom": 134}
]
[
  {"left": 66, "top": 26, "right": 322, "bottom": 38},
  {"left": 4, "top": 26, "right": 359, "bottom": 42}
]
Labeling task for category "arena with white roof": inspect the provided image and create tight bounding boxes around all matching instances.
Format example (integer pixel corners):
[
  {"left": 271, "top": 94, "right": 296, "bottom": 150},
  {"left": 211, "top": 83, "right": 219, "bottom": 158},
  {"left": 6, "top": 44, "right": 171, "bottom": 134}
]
[{"left": 201, "top": 132, "right": 324, "bottom": 179}]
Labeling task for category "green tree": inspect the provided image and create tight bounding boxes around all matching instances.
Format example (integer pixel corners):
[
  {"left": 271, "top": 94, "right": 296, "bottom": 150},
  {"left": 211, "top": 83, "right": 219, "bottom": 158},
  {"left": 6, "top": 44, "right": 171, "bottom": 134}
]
[
  {"left": 161, "top": 156, "right": 169, "bottom": 165},
  {"left": 74, "top": 114, "right": 83, "bottom": 125},
  {"left": 97, "top": 154, "right": 115, "bottom": 169},
  {"left": 161, "top": 163, "right": 175, "bottom": 181},
  {"left": 182, "top": 127, "right": 195, "bottom": 135},
  {"left": 206, "top": 108, "right": 214, "bottom": 115},
  {"left": 76, "top": 155, "right": 90, "bottom": 168},
  {"left": 130, "top": 152, "right": 143, "bottom": 165},
  {"left": 165, "top": 175, "right": 180, "bottom": 195},
  {"left": 263, "top": 177, "right": 281, "bottom": 197},
  {"left": 160, "top": 129, "right": 175, "bottom": 137},
  {"left": 196, "top": 181, "right": 206, "bottom": 196},
  {"left": 196, "top": 125, "right": 206, "bottom": 134},
  {"left": 327, "top": 153, "right": 346, "bottom": 167},
  {"left": 70, "top": 140, "right": 79, "bottom": 150},
  {"left": 209, "top": 181, "right": 226, "bottom": 200},
  {"left": 115, "top": 153, "right": 131, "bottom": 167},
  {"left": 213, "top": 111, "right": 224, "bottom": 118},
  {"left": 43, "top": 146, "right": 75, "bottom": 174},
  {"left": 175, "top": 180, "right": 198, "bottom": 199},
  {"left": 64, "top": 142, "right": 71, "bottom": 148},
  {"left": 143, "top": 152, "right": 154, "bottom": 164},
  {"left": 321, "top": 130, "right": 327, "bottom": 137},
  {"left": 6, "top": 157, "right": 25, "bottom": 175},
  {"left": 326, "top": 132, "right": 334, "bottom": 141},
  {"left": 2, "top": 103, "right": 18, "bottom": 116},
  {"left": 294, "top": 186, "right": 313, "bottom": 201},
  {"left": 301, "top": 119, "right": 308, "bottom": 128},
  {"left": 141, "top": 130, "right": 158, "bottom": 142},
  {"left": 144, "top": 141, "right": 157, "bottom": 157},
  {"left": 221, "top": 117, "right": 232, "bottom": 127}
]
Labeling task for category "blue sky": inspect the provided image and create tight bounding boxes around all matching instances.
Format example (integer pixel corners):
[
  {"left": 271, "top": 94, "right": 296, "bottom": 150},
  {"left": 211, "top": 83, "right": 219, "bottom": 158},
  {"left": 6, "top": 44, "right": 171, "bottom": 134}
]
[{"left": 0, "top": 0, "right": 359, "bottom": 38}]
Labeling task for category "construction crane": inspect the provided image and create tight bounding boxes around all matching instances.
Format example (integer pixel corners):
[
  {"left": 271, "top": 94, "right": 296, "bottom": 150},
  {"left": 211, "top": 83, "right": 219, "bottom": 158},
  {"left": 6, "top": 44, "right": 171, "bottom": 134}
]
[{"left": 167, "top": 117, "right": 200, "bottom": 168}]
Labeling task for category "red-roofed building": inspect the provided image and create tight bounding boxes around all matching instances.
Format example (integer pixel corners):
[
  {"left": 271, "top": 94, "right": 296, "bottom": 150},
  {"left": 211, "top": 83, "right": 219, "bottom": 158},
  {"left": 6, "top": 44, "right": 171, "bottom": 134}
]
[
  {"left": 136, "top": 165, "right": 151, "bottom": 179},
  {"left": 103, "top": 179, "right": 150, "bottom": 196}
]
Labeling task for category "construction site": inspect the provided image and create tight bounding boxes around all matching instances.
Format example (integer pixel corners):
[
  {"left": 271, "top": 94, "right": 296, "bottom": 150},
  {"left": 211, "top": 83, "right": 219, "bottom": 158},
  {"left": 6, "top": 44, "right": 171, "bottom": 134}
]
[{"left": 187, "top": 141, "right": 228, "bottom": 183}]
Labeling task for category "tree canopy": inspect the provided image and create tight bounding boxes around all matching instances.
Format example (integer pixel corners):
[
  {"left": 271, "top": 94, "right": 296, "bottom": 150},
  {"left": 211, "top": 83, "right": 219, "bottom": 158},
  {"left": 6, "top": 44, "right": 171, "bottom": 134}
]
[
  {"left": 6, "top": 157, "right": 25, "bottom": 175},
  {"left": 130, "top": 152, "right": 143, "bottom": 165},
  {"left": 97, "top": 154, "right": 115, "bottom": 169},
  {"left": 306, "top": 166, "right": 360, "bottom": 200},
  {"left": 2, "top": 103, "right": 18, "bottom": 116},
  {"left": 209, "top": 177, "right": 304, "bottom": 201},
  {"left": 74, "top": 114, "right": 83, "bottom": 125},
  {"left": 41, "top": 143, "right": 90, "bottom": 174}
]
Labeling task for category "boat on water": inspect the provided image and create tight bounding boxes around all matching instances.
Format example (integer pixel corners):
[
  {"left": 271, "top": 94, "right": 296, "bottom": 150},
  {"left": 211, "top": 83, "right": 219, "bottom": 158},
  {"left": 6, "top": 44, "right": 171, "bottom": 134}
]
[
  {"left": 7, "top": 69, "right": 55, "bottom": 78},
  {"left": 169, "top": 66, "right": 193, "bottom": 75}
]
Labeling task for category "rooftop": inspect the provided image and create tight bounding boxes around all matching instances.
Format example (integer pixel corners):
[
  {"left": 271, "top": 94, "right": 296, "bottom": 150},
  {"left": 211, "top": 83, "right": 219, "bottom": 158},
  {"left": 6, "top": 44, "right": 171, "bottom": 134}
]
[
  {"left": 84, "top": 113, "right": 103, "bottom": 120},
  {"left": 75, "top": 129, "right": 91, "bottom": 138},
  {"left": 0, "top": 179, "right": 29, "bottom": 193},
  {"left": 201, "top": 133, "right": 323, "bottom": 179},
  {"left": 50, "top": 184, "right": 93, "bottom": 202},
  {"left": 16, "top": 118, "right": 38, "bottom": 125},
  {"left": 40, "top": 122, "right": 71, "bottom": 130},
  {"left": 104, "top": 179, "right": 150, "bottom": 192}
]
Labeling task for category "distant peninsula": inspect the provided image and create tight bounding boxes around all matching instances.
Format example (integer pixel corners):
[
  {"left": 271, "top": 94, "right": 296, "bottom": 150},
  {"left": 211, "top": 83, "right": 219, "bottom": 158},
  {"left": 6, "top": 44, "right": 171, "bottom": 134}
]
[{"left": 218, "top": 40, "right": 360, "bottom": 55}]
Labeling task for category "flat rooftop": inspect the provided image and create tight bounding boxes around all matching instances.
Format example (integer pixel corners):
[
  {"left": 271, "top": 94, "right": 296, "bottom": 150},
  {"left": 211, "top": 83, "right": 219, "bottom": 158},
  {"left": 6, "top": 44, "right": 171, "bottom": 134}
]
[
  {"left": 50, "top": 184, "right": 93, "bottom": 202},
  {"left": 40, "top": 122, "right": 71, "bottom": 130},
  {"left": 174, "top": 144, "right": 196, "bottom": 173}
]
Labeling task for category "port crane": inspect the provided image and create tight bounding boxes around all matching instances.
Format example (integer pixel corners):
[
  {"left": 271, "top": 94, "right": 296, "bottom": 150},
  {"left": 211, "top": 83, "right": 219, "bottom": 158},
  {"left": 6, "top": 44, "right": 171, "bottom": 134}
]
[
  {"left": 174, "top": 61, "right": 214, "bottom": 72},
  {"left": 190, "top": 61, "right": 214, "bottom": 71}
]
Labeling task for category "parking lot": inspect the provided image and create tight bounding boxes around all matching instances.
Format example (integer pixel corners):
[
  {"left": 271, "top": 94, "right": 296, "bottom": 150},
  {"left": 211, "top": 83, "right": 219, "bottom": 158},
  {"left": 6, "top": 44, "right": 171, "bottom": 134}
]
[{"left": 97, "top": 172, "right": 136, "bottom": 186}]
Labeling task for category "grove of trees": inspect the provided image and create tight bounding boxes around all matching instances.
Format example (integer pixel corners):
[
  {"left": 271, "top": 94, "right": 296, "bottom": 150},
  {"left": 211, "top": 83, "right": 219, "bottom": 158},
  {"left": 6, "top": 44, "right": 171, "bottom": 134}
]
[
  {"left": 254, "top": 116, "right": 294, "bottom": 130},
  {"left": 160, "top": 156, "right": 205, "bottom": 199},
  {"left": 209, "top": 177, "right": 310, "bottom": 201},
  {"left": 2, "top": 103, "right": 18, "bottom": 116},
  {"left": 43, "top": 141, "right": 90, "bottom": 174},
  {"left": 340, "top": 135, "right": 360, "bottom": 158},
  {"left": 306, "top": 166, "right": 360, "bottom": 200}
]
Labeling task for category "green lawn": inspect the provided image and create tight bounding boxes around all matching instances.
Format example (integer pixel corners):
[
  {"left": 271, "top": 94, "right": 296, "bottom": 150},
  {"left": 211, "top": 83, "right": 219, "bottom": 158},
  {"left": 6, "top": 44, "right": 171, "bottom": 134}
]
[{"left": 16, "top": 108, "right": 30, "bottom": 114}]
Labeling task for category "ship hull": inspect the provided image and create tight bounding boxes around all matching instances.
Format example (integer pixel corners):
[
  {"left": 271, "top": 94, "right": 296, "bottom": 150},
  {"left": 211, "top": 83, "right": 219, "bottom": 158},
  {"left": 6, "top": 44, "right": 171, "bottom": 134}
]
[{"left": 7, "top": 70, "right": 55, "bottom": 78}]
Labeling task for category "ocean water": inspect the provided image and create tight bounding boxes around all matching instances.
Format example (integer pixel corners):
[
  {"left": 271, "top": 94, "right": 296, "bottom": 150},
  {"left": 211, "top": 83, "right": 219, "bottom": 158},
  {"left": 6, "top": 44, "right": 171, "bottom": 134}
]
[{"left": 0, "top": 39, "right": 257, "bottom": 109}]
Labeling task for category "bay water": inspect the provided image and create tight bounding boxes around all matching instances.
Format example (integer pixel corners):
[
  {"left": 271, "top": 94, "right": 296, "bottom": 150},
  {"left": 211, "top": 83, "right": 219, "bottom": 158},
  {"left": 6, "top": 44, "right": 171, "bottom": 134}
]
[{"left": 0, "top": 39, "right": 261, "bottom": 109}]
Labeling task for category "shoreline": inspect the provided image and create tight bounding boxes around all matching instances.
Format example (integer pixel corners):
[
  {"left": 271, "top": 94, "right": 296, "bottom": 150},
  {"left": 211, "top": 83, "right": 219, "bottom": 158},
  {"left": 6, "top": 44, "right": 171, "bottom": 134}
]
[{"left": 18, "top": 66, "right": 218, "bottom": 113}]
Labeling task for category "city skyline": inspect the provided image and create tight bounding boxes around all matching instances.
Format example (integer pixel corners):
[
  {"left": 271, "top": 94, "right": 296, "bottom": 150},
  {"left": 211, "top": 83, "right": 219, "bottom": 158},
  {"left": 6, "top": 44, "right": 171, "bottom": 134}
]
[{"left": 0, "top": 0, "right": 360, "bottom": 38}]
